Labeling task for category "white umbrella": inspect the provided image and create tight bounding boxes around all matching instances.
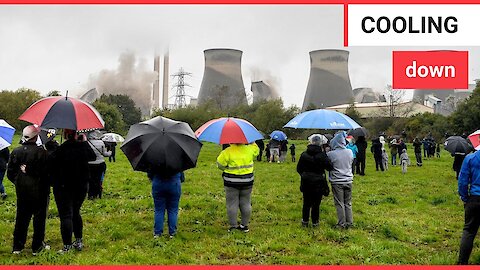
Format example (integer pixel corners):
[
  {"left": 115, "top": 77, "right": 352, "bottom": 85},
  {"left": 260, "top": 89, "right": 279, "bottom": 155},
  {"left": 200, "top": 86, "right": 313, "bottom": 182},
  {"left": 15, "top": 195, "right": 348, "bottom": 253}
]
[{"left": 101, "top": 133, "right": 125, "bottom": 143}]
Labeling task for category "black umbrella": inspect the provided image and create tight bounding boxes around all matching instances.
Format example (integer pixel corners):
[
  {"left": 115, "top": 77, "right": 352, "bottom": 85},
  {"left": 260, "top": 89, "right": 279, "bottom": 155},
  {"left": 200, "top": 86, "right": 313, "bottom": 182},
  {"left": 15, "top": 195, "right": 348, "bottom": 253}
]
[
  {"left": 444, "top": 136, "right": 474, "bottom": 155},
  {"left": 120, "top": 116, "right": 202, "bottom": 175},
  {"left": 347, "top": 127, "right": 368, "bottom": 138}
]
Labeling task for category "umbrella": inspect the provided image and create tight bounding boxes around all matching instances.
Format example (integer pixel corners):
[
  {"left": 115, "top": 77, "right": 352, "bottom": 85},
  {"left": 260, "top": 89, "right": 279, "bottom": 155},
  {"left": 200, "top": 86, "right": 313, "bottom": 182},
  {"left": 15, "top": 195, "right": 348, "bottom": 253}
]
[
  {"left": 347, "top": 127, "right": 368, "bottom": 138},
  {"left": 18, "top": 96, "right": 104, "bottom": 131},
  {"left": 284, "top": 109, "right": 361, "bottom": 130},
  {"left": 101, "top": 133, "right": 125, "bottom": 143},
  {"left": 468, "top": 130, "right": 480, "bottom": 150},
  {"left": 444, "top": 136, "right": 474, "bottom": 155},
  {"left": 120, "top": 116, "right": 202, "bottom": 174},
  {"left": 270, "top": 130, "right": 287, "bottom": 141},
  {"left": 0, "top": 119, "right": 15, "bottom": 150},
  {"left": 195, "top": 117, "right": 263, "bottom": 144}
]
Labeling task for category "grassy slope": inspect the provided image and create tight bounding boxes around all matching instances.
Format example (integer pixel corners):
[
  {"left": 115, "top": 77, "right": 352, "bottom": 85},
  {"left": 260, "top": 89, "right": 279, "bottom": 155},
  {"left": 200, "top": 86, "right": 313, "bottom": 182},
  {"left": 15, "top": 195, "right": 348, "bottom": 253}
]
[{"left": 0, "top": 136, "right": 473, "bottom": 265}]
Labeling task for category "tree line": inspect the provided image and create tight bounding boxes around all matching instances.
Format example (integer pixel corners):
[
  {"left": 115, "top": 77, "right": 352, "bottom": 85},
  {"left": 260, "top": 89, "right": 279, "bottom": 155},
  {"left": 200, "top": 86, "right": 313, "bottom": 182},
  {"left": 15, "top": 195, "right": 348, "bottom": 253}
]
[{"left": 1, "top": 83, "right": 479, "bottom": 141}]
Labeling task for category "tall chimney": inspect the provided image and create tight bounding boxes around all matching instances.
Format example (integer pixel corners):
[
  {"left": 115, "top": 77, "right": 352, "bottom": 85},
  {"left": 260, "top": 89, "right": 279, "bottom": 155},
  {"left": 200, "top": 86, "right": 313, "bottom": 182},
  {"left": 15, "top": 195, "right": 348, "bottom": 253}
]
[
  {"left": 153, "top": 55, "right": 160, "bottom": 109},
  {"left": 198, "top": 48, "right": 247, "bottom": 108},
  {"left": 302, "top": 49, "right": 353, "bottom": 110},
  {"left": 162, "top": 51, "right": 169, "bottom": 109}
]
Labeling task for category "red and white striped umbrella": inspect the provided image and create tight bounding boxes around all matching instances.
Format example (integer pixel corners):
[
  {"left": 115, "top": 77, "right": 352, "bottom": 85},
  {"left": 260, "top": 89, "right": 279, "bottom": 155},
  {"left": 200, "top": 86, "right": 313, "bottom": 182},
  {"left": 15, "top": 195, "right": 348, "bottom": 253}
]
[
  {"left": 469, "top": 130, "right": 480, "bottom": 150},
  {"left": 19, "top": 96, "right": 104, "bottom": 131}
]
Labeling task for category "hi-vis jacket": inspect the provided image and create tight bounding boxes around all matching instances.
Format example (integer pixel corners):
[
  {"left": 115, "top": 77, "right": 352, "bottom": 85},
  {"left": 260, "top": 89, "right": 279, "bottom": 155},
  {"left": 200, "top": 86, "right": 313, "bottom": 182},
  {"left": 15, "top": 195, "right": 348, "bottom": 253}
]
[{"left": 217, "top": 143, "right": 260, "bottom": 188}]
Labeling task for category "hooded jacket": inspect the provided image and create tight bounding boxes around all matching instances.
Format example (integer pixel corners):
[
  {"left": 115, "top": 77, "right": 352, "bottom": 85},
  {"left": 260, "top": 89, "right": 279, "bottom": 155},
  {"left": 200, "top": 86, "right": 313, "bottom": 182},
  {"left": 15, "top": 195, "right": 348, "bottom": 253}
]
[
  {"left": 327, "top": 133, "right": 354, "bottom": 184},
  {"left": 458, "top": 151, "right": 480, "bottom": 202},
  {"left": 371, "top": 138, "right": 383, "bottom": 157},
  {"left": 297, "top": 144, "right": 333, "bottom": 194},
  {"left": 7, "top": 141, "right": 49, "bottom": 200}
]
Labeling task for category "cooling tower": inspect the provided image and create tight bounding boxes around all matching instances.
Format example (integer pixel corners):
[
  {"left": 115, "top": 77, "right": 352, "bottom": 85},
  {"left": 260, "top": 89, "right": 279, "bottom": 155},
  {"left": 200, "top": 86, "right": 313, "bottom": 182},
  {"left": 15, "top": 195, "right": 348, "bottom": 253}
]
[
  {"left": 302, "top": 50, "right": 353, "bottom": 110},
  {"left": 412, "top": 89, "right": 455, "bottom": 103},
  {"left": 251, "top": 81, "right": 278, "bottom": 103},
  {"left": 198, "top": 49, "right": 247, "bottom": 107},
  {"left": 79, "top": 88, "right": 99, "bottom": 104},
  {"left": 153, "top": 55, "right": 160, "bottom": 109},
  {"left": 353, "top": 87, "right": 386, "bottom": 103}
]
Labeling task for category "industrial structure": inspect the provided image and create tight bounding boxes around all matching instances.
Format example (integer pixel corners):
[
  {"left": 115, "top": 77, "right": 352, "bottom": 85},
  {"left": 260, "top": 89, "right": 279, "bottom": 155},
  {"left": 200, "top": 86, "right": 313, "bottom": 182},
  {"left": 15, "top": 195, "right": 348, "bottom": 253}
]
[
  {"left": 353, "top": 87, "right": 386, "bottom": 103},
  {"left": 152, "top": 51, "right": 170, "bottom": 111},
  {"left": 171, "top": 68, "right": 192, "bottom": 109},
  {"left": 197, "top": 49, "right": 247, "bottom": 108},
  {"left": 251, "top": 81, "right": 278, "bottom": 103},
  {"left": 153, "top": 55, "right": 161, "bottom": 109},
  {"left": 302, "top": 49, "right": 353, "bottom": 110},
  {"left": 79, "top": 88, "right": 99, "bottom": 104}
]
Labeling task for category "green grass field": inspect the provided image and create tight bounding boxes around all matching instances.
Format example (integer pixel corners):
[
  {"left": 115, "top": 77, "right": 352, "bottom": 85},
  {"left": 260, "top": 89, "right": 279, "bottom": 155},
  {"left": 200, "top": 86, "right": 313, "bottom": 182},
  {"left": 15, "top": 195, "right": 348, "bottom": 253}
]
[{"left": 0, "top": 137, "right": 472, "bottom": 265}]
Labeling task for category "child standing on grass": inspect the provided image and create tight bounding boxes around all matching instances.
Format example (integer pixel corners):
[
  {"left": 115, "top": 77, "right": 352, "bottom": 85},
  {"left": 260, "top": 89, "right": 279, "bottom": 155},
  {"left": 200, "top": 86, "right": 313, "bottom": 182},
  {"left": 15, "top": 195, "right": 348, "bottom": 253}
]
[
  {"left": 290, "top": 144, "right": 296, "bottom": 162},
  {"left": 400, "top": 149, "right": 410, "bottom": 174},
  {"left": 382, "top": 149, "right": 389, "bottom": 171}
]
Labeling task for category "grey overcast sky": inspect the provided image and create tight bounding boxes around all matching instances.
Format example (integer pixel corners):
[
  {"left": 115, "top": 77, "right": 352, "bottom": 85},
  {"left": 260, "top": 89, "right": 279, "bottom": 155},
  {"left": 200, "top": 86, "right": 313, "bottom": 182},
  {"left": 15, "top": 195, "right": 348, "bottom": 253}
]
[{"left": 1, "top": 5, "right": 479, "bottom": 108}]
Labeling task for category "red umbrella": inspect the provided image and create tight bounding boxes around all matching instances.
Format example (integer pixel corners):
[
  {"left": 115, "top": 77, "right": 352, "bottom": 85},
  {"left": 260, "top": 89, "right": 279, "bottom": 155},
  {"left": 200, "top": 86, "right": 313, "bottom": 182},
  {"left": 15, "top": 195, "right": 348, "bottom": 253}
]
[
  {"left": 469, "top": 130, "right": 480, "bottom": 150},
  {"left": 195, "top": 117, "right": 263, "bottom": 144},
  {"left": 19, "top": 96, "right": 104, "bottom": 131}
]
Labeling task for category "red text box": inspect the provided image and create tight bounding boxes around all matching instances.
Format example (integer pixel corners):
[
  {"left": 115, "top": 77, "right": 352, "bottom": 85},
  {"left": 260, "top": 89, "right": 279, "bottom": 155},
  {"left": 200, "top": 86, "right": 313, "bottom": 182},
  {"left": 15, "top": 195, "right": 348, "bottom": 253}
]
[{"left": 392, "top": 51, "right": 468, "bottom": 89}]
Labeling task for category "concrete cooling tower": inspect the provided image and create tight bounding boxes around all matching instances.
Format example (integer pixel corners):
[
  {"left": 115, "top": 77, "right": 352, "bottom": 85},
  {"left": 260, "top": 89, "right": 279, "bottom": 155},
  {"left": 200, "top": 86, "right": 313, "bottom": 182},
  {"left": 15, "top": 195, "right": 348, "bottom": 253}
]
[
  {"left": 302, "top": 50, "right": 353, "bottom": 110},
  {"left": 198, "top": 49, "right": 247, "bottom": 108},
  {"left": 353, "top": 87, "right": 386, "bottom": 103},
  {"left": 251, "top": 81, "right": 278, "bottom": 103}
]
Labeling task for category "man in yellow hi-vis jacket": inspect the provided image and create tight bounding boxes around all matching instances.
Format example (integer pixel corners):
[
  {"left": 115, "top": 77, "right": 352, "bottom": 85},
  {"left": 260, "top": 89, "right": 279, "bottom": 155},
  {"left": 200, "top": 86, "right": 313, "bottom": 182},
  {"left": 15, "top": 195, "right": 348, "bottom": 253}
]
[{"left": 217, "top": 143, "right": 259, "bottom": 232}]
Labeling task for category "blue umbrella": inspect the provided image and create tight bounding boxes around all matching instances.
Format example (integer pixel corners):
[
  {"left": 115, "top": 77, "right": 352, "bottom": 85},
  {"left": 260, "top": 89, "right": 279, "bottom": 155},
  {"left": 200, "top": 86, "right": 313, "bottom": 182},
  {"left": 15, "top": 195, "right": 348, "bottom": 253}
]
[
  {"left": 0, "top": 119, "right": 15, "bottom": 150},
  {"left": 270, "top": 130, "right": 287, "bottom": 141},
  {"left": 284, "top": 109, "right": 361, "bottom": 130}
]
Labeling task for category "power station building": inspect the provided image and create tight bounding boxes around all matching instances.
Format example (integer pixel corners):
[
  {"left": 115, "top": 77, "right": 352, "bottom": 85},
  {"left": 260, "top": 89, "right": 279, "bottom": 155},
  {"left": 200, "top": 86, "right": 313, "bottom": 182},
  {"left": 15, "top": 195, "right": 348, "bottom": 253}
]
[
  {"left": 302, "top": 49, "right": 353, "bottom": 110},
  {"left": 197, "top": 49, "right": 247, "bottom": 108}
]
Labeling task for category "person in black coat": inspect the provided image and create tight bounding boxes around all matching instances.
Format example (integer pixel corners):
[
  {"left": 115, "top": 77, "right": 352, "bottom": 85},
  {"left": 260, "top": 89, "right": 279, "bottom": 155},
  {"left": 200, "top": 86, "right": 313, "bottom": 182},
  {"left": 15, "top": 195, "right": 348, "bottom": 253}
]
[
  {"left": 296, "top": 134, "right": 333, "bottom": 227},
  {"left": 413, "top": 137, "right": 423, "bottom": 166},
  {"left": 355, "top": 136, "right": 367, "bottom": 176},
  {"left": 371, "top": 138, "right": 384, "bottom": 171},
  {"left": 255, "top": 139, "right": 264, "bottom": 162},
  {"left": 453, "top": 153, "right": 466, "bottom": 180},
  {"left": 50, "top": 129, "right": 96, "bottom": 253},
  {"left": 7, "top": 125, "right": 49, "bottom": 255}
]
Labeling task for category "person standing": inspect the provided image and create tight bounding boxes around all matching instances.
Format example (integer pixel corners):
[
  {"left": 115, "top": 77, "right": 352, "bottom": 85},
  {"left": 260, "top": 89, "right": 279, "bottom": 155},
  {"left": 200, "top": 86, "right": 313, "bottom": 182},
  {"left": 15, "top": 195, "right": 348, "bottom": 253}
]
[
  {"left": 382, "top": 149, "right": 389, "bottom": 171},
  {"left": 255, "top": 139, "right": 264, "bottom": 162},
  {"left": 400, "top": 149, "right": 410, "bottom": 174},
  {"left": 297, "top": 134, "right": 332, "bottom": 227},
  {"left": 7, "top": 125, "right": 50, "bottom": 255},
  {"left": 265, "top": 142, "right": 271, "bottom": 162},
  {"left": 149, "top": 171, "right": 184, "bottom": 238},
  {"left": 457, "top": 149, "right": 480, "bottom": 265},
  {"left": 355, "top": 136, "right": 367, "bottom": 176},
  {"left": 454, "top": 153, "right": 467, "bottom": 180},
  {"left": 289, "top": 143, "right": 296, "bottom": 162},
  {"left": 104, "top": 141, "right": 117, "bottom": 163},
  {"left": 390, "top": 139, "right": 398, "bottom": 166},
  {"left": 51, "top": 129, "right": 96, "bottom": 252},
  {"left": 0, "top": 147, "right": 10, "bottom": 199},
  {"left": 397, "top": 139, "right": 407, "bottom": 154},
  {"left": 413, "top": 137, "right": 423, "bottom": 167},
  {"left": 346, "top": 136, "right": 358, "bottom": 175},
  {"left": 279, "top": 140, "right": 288, "bottom": 163},
  {"left": 269, "top": 139, "right": 280, "bottom": 163},
  {"left": 327, "top": 132, "right": 354, "bottom": 229},
  {"left": 371, "top": 138, "right": 384, "bottom": 171},
  {"left": 217, "top": 143, "right": 259, "bottom": 232},
  {"left": 87, "top": 133, "right": 111, "bottom": 200}
]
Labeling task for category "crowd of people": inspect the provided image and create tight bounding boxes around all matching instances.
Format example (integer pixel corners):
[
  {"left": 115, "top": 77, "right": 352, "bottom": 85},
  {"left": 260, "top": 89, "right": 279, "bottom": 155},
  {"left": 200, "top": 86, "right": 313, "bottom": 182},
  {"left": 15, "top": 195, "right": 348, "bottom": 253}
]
[{"left": 2, "top": 125, "right": 480, "bottom": 265}]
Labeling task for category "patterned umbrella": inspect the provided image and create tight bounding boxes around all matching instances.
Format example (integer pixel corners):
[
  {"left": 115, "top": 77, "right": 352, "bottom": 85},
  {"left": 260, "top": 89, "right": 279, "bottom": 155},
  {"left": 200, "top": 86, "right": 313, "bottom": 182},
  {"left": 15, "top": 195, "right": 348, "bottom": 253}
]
[
  {"left": 0, "top": 119, "right": 15, "bottom": 150},
  {"left": 195, "top": 117, "right": 263, "bottom": 144},
  {"left": 19, "top": 96, "right": 104, "bottom": 131}
]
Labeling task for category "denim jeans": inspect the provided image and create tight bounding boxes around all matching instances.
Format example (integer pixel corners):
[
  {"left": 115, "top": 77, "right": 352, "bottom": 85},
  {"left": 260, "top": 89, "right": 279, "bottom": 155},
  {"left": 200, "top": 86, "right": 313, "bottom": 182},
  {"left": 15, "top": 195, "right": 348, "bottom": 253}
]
[{"left": 151, "top": 175, "right": 181, "bottom": 236}]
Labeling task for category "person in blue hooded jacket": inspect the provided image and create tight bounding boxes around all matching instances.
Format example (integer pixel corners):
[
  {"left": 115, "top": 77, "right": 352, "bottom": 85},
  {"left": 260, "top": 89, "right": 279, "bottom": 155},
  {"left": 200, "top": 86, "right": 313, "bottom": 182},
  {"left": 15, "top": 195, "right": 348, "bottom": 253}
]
[
  {"left": 457, "top": 150, "right": 480, "bottom": 264},
  {"left": 327, "top": 132, "right": 354, "bottom": 229}
]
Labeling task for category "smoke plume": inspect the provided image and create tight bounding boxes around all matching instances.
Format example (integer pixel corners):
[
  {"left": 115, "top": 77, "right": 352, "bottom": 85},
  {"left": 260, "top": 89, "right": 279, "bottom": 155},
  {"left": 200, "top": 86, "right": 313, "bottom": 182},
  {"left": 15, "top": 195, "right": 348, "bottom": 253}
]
[{"left": 88, "top": 51, "right": 156, "bottom": 115}]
